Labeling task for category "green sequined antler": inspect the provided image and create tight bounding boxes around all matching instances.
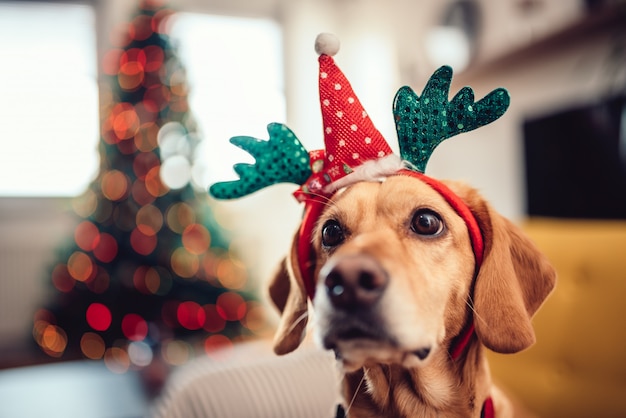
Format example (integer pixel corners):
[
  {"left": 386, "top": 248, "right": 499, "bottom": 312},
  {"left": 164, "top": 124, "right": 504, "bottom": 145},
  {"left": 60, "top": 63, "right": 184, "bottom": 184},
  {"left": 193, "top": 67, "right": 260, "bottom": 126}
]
[
  {"left": 393, "top": 66, "right": 510, "bottom": 172},
  {"left": 209, "top": 123, "right": 312, "bottom": 199}
]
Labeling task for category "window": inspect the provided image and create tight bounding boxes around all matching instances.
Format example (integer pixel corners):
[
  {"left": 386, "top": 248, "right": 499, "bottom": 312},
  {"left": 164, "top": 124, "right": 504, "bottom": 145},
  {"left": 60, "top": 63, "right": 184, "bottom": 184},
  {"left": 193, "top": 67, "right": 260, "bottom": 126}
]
[
  {"left": 0, "top": 6, "right": 284, "bottom": 197},
  {"left": 0, "top": 2, "right": 98, "bottom": 197},
  {"left": 169, "top": 13, "right": 285, "bottom": 189}
]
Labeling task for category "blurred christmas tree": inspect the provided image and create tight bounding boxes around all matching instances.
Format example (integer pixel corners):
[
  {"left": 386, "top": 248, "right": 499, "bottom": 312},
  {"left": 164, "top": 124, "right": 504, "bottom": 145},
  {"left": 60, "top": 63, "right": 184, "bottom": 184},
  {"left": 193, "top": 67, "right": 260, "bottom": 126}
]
[{"left": 32, "top": 0, "right": 264, "bottom": 372}]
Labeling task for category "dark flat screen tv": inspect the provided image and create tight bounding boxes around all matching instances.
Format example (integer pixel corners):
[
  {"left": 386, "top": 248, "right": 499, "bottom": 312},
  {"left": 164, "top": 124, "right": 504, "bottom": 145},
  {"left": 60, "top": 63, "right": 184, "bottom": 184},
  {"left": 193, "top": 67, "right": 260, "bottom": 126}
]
[{"left": 523, "top": 95, "right": 626, "bottom": 219}]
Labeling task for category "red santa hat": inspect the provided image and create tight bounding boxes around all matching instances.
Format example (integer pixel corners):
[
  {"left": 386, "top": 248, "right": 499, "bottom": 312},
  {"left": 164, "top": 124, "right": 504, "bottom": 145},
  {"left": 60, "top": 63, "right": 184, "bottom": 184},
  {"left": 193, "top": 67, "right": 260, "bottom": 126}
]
[{"left": 294, "top": 33, "right": 399, "bottom": 201}]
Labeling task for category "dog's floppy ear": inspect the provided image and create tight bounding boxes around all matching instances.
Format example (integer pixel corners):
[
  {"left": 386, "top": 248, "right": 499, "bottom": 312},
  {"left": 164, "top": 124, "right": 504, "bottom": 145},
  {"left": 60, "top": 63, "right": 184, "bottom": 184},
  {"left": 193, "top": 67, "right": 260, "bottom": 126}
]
[
  {"left": 267, "top": 230, "right": 309, "bottom": 355},
  {"left": 458, "top": 186, "right": 556, "bottom": 354}
]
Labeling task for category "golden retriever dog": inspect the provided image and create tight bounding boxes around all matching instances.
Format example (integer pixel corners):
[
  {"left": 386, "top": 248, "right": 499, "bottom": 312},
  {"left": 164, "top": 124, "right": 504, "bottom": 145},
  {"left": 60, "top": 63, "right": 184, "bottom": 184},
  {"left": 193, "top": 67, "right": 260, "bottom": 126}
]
[
  {"left": 268, "top": 173, "right": 556, "bottom": 418},
  {"left": 208, "top": 33, "right": 556, "bottom": 417}
]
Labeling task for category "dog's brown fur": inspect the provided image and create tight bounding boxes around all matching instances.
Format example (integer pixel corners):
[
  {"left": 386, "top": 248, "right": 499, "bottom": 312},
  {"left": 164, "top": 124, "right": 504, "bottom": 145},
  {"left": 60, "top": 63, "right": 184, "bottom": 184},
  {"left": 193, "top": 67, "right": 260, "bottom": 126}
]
[{"left": 269, "top": 175, "right": 556, "bottom": 417}]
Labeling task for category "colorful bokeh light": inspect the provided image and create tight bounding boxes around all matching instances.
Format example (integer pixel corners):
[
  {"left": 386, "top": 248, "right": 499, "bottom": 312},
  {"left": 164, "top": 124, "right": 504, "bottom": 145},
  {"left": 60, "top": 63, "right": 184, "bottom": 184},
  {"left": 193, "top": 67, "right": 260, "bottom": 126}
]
[
  {"left": 204, "top": 334, "right": 233, "bottom": 360},
  {"left": 170, "top": 247, "right": 199, "bottom": 278},
  {"left": 182, "top": 223, "right": 211, "bottom": 255},
  {"left": 51, "top": 264, "right": 75, "bottom": 293},
  {"left": 121, "top": 313, "right": 149, "bottom": 341},
  {"left": 216, "top": 292, "right": 247, "bottom": 321},
  {"left": 74, "top": 221, "right": 100, "bottom": 251},
  {"left": 202, "top": 304, "right": 225, "bottom": 333},
  {"left": 86, "top": 302, "right": 112, "bottom": 331},
  {"left": 161, "top": 339, "right": 192, "bottom": 366},
  {"left": 80, "top": 332, "right": 106, "bottom": 359},
  {"left": 104, "top": 346, "right": 130, "bottom": 374},
  {"left": 93, "top": 232, "right": 118, "bottom": 263},
  {"left": 130, "top": 226, "right": 157, "bottom": 255},
  {"left": 67, "top": 251, "right": 94, "bottom": 282},
  {"left": 36, "top": 1, "right": 264, "bottom": 371},
  {"left": 101, "top": 169, "right": 130, "bottom": 201},
  {"left": 177, "top": 301, "right": 205, "bottom": 330}
]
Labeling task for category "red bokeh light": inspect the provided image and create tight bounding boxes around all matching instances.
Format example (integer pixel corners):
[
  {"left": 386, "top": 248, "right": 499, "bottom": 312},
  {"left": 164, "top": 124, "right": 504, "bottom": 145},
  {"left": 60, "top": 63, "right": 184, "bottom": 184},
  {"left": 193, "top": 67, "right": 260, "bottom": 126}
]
[
  {"left": 202, "top": 304, "right": 226, "bottom": 333},
  {"left": 133, "top": 151, "right": 160, "bottom": 180},
  {"left": 75, "top": 221, "right": 100, "bottom": 251},
  {"left": 176, "top": 301, "right": 205, "bottom": 330},
  {"left": 143, "top": 45, "right": 164, "bottom": 72},
  {"left": 121, "top": 313, "right": 148, "bottom": 341},
  {"left": 86, "top": 303, "right": 112, "bottom": 331},
  {"left": 51, "top": 264, "right": 75, "bottom": 293},
  {"left": 131, "top": 179, "right": 156, "bottom": 206},
  {"left": 120, "top": 48, "right": 147, "bottom": 68},
  {"left": 130, "top": 227, "right": 157, "bottom": 255},
  {"left": 129, "top": 14, "right": 154, "bottom": 41},
  {"left": 93, "top": 232, "right": 118, "bottom": 263},
  {"left": 216, "top": 292, "right": 247, "bottom": 321}
]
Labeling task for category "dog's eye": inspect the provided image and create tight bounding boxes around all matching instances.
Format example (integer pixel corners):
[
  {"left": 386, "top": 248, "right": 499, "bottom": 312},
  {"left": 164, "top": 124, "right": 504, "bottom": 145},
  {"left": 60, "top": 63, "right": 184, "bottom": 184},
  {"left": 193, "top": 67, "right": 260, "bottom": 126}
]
[
  {"left": 321, "top": 220, "right": 345, "bottom": 247},
  {"left": 411, "top": 210, "right": 443, "bottom": 236}
]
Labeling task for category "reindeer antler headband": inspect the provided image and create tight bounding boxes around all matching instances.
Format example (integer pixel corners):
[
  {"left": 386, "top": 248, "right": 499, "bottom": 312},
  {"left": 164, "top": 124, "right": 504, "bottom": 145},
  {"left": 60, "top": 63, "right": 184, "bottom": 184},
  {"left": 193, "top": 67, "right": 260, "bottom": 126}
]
[{"left": 209, "top": 33, "right": 510, "bottom": 300}]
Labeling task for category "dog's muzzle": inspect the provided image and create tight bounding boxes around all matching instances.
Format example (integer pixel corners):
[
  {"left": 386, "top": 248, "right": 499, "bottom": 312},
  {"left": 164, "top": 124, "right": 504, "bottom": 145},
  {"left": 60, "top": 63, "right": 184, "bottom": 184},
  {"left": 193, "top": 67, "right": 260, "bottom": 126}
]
[
  {"left": 318, "top": 254, "right": 433, "bottom": 362},
  {"left": 321, "top": 254, "right": 389, "bottom": 310}
]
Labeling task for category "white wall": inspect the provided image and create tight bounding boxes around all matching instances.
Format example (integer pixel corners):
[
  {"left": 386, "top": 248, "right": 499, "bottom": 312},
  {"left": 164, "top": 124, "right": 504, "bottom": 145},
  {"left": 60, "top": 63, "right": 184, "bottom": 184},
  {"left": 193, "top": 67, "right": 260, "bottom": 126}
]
[{"left": 0, "top": 199, "right": 76, "bottom": 343}]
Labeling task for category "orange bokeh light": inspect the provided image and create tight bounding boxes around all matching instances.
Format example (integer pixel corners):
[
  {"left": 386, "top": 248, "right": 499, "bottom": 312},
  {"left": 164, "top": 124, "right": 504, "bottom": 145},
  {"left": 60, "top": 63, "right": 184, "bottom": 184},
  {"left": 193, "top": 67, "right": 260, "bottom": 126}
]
[
  {"left": 204, "top": 335, "right": 233, "bottom": 360},
  {"left": 145, "top": 166, "right": 169, "bottom": 197},
  {"left": 165, "top": 202, "right": 195, "bottom": 234},
  {"left": 134, "top": 122, "right": 159, "bottom": 152},
  {"left": 216, "top": 258, "right": 247, "bottom": 290},
  {"left": 136, "top": 204, "right": 163, "bottom": 234},
  {"left": 74, "top": 221, "right": 100, "bottom": 252},
  {"left": 67, "top": 251, "right": 94, "bottom": 282},
  {"left": 101, "top": 170, "right": 129, "bottom": 201},
  {"left": 37, "top": 324, "right": 67, "bottom": 358},
  {"left": 182, "top": 223, "right": 211, "bottom": 255},
  {"left": 80, "top": 332, "right": 105, "bottom": 360},
  {"left": 170, "top": 247, "right": 199, "bottom": 278},
  {"left": 118, "top": 63, "right": 145, "bottom": 91},
  {"left": 104, "top": 347, "right": 130, "bottom": 374},
  {"left": 241, "top": 302, "right": 269, "bottom": 334},
  {"left": 110, "top": 103, "right": 141, "bottom": 141}
]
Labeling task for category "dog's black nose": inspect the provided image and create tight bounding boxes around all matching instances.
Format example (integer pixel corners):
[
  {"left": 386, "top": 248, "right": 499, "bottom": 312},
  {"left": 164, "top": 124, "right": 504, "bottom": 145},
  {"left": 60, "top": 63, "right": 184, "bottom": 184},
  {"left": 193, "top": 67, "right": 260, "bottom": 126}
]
[{"left": 322, "top": 255, "right": 388, "bottom": 309}]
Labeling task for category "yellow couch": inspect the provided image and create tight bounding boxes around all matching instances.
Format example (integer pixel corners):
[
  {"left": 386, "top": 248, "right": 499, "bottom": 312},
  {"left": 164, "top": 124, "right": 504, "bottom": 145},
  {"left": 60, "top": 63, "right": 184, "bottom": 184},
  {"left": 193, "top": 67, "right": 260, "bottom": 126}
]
[{"left": 488, "top": 219, "right": 626, "bottom": 417}]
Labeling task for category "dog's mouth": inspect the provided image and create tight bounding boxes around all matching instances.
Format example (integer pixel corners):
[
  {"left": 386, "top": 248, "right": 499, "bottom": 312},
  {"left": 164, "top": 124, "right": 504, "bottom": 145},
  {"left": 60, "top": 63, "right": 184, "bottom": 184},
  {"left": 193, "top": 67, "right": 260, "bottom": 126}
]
[
  {"left": 321, "top": 317, "right": 386, "bottom": 350},
  {"left": 336, "top": 327, "right": 378, "bottom": 342},
  {"left": 321, "top": 321, "right": 433, "bottom": 371}
]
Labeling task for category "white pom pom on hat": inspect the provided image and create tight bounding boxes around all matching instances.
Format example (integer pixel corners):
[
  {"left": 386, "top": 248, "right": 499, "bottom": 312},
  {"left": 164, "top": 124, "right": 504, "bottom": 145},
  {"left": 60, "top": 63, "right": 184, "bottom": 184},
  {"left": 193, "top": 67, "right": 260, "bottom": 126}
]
[{"left": 314, "top": 33, "right": 340, "bottom": 56}]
